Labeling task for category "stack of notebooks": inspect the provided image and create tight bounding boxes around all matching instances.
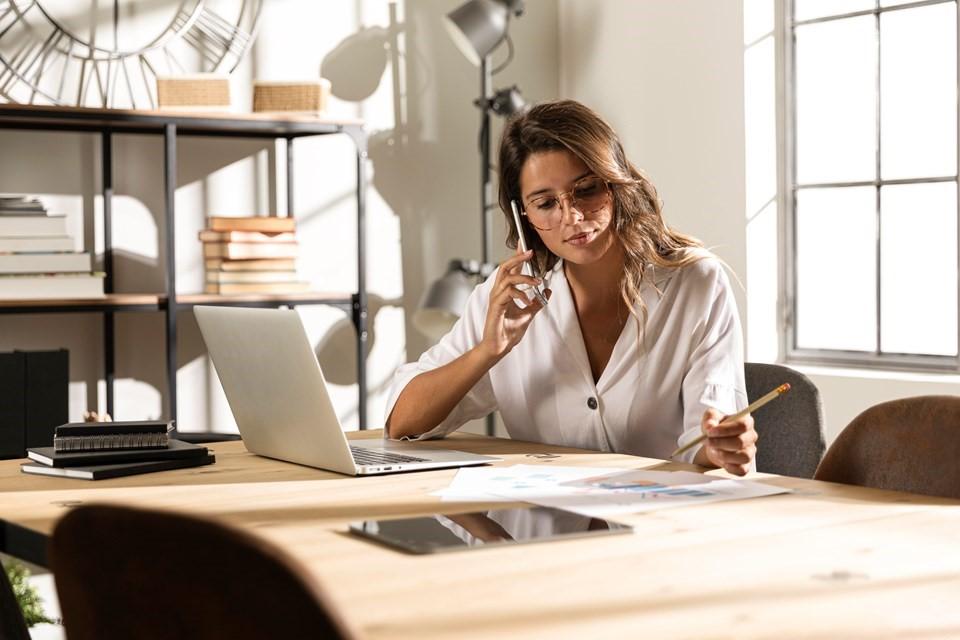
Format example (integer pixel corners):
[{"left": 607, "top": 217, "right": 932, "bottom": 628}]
[
  {"left": 201, "top": 216, "right": 309, "bottom": 295},
  {"left": 0, "top": 195, "right": 105, "bottom": 299},
  {"left": 20, "top": 421, "right": 215, "bottom": 480}
]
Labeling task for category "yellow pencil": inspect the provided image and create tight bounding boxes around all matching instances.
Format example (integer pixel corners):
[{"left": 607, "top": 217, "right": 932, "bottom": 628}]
[{"left": 671, "top": 382, "right": 791, "bottom": 459}]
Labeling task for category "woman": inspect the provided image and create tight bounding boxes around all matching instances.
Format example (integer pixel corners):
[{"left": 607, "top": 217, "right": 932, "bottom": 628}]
[{"left": 385, "top": 100, "right": 756, "bottom": 475}]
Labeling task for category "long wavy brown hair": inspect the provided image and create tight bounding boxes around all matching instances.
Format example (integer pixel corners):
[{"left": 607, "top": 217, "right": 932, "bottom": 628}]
[{"left": 497, "top": 99, "right": 706, "bottom": 332}]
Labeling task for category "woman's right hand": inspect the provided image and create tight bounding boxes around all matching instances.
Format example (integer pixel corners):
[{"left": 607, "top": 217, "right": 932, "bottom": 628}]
[{"left": 478, "top": 250, "right": 551, "bottom": 363}]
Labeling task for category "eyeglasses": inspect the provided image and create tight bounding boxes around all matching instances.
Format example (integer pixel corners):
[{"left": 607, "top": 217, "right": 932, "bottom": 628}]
[{"left": 521, "top": 176, "right": 611, "bottom": 230}]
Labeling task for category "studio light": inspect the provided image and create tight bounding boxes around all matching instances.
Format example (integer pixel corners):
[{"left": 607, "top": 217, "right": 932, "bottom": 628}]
[
  {"left": 413, "top": 260, "right": 488, "bottom": 342},
  {"left": 443, "top": 0, "right": 524, "bottom": 65},
  {"left": 488, "top": 85, "right": 526, "bottom": 117},
  {"left": 422, "top": 0, "right": 526, "bottom": 436},
  {"left": 416, "top": 0, "right": 527, "bottom": 343}
]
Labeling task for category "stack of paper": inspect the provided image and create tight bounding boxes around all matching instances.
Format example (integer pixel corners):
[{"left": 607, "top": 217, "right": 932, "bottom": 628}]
[{"left": 433, "top": 465, "right": 789, "bottom": 518}]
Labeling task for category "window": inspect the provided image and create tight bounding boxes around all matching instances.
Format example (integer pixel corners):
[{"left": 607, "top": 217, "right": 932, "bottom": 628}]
[{"left": 785, "top": 0, "right": 959, "bottom": 369}]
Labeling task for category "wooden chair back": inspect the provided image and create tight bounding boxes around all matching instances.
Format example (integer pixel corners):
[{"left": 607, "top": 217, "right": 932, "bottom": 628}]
[{"left": 49, "top": 504, "right": 355, "bottom": 640}]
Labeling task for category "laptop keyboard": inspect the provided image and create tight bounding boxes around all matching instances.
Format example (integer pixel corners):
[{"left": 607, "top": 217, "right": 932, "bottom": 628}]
[{"left": 349, "top": 446, "right": 430, "bottom": 466}]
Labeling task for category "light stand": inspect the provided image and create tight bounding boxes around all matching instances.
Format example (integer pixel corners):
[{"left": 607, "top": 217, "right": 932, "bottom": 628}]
[
  {"left": 421, "top": 0, "right": 526, "bottom": 436},
  {"left": 480, "top": 55, "right": 494, "bottom": 273}
]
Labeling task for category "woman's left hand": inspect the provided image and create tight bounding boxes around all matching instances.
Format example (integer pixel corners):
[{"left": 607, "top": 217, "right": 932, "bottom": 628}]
[{"left": 698, "top": 408, "right": 758, "bottom": 476}]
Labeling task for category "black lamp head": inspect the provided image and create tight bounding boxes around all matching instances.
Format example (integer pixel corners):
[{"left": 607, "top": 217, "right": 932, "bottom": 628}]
[{"left": 490, "top": 85, "right": 526, "bottom": 117}]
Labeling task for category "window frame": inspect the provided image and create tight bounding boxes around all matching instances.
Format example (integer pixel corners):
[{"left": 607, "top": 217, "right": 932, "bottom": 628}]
[{"left": 780, "top": 0, "right": 960, "bottom": 372}]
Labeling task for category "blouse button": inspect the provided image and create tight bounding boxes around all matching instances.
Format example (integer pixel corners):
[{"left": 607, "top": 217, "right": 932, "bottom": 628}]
[{"left": 587, "top": 397, "right": 598, "bottom": 410}]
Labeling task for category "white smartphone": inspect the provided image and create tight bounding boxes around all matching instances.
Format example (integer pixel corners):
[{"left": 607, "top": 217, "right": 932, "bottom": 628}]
[{"left": 510, "top": 200, "right": 549, "bottom": 306}]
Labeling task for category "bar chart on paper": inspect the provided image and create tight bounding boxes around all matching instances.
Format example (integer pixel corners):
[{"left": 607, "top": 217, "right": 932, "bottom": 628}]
[{"left": 568, "top": 473, "right": 717, "bottom": 498}]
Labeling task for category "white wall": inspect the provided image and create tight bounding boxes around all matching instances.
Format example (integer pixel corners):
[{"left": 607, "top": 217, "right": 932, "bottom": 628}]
[
  {"left": 0, "top": 0, "right": 559, "bottom": 435},
  {"left": 558, "top": 0, "right": 748, "bottom": 329}
]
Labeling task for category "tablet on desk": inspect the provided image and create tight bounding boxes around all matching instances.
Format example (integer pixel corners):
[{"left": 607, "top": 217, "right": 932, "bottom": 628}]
[{"left": 349, "top": 505, "right": 632, "bottom": 554}]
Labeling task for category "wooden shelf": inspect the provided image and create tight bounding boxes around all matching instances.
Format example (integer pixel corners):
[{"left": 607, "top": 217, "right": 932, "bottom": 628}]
[
  {"left": 0, "top": 292, "right": 354, "bottom": 314},
  {"left": 0, "top": 104, "right": 369, "bottom": 426},
  {"left": 0, "top": 103, "right": 364, "bottom": 138},
  {"left": 0, "top": 293, "right": 162, "bottom": 313},
  {"left": 175, "top": 292, "right": 353, "bottom": 309}
]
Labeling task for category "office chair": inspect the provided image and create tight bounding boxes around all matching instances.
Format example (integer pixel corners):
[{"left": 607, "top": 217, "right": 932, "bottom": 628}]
[
  {"left": 744, "top": 362, "right": 826, "bottom": 478},
  {"left": 815, "top": 395, "right": 960, "bottom": 500},
  {"left": 0, "top": 561, "right": 31, "bottom": 640},
  {"left": 49, "top": 505, "right": 356, "bottom": 640}
]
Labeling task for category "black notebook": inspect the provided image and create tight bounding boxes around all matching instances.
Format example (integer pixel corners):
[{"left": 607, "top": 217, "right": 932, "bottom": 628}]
[
  {"left": 27, "top": 438, "right": 207, "bottom": 468},
  {"left": 20, "top": 453, "right": 216, "bottom": 480},
  {"left": 53, "top": 420, "right": 172, "bottom": 452}
]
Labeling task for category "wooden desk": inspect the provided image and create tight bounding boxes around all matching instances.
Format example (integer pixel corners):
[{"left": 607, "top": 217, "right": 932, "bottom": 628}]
[{"left": 1, "top": 431, "right": 958, "bottom": 639}]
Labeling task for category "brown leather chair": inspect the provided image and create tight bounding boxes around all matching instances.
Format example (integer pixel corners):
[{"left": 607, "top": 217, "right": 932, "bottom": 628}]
[
  {"left": 814, "top": 395, "right": 960, "bottom": 499},
  {"left": 49, "top": 504, "right": 355, "bottom": 640}
]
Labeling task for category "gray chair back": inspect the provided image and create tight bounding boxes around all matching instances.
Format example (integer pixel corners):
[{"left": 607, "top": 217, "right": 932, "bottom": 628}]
[{"left": 745, "top": 362, "right": 826, "bottom": 478}]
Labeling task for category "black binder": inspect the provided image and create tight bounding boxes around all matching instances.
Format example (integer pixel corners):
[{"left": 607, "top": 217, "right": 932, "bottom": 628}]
[
  {"left": 24, "top": 349, "right": 68, "bottom": 449},
  {"left": 0, "top": 352, "right": 26, "bottom": 459},
  {"left": 24, "top": 349, "right": 70, "bottom": 447},
  {"left": 0, "top": 349, "right": 69, "bottom": 458}
]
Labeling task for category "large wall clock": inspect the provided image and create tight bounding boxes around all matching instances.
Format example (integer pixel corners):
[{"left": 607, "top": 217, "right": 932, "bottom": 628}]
[{"left": 0, "top": 0, "right": 262, "bottom": 109}]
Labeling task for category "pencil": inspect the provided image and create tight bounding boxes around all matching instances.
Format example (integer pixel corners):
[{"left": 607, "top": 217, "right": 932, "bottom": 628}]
[{"left": 670, "top": 382, "right": 791, "bottom": 459}]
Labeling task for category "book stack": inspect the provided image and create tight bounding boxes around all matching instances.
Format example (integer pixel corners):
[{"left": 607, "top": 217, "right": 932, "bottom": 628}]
[
  {"left": 200, "top": 216, "right": 309, "bottom": 295},
  {"left": 0, "top": 195, "right": 104, "bottom": 299},
  {"left": 20, "top": 421, "right": 215, "bottom": 480}
]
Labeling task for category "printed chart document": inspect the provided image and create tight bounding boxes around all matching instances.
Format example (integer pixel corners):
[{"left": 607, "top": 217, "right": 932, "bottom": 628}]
[
  {"left": 433, "top": 465, "right": 790, "bottom": 518},
  {"left": 432, "top": 464, "right": 627, "bottom": 502}
]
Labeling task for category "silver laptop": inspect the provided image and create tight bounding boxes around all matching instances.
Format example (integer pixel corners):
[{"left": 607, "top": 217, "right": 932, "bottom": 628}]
[{"left": 194, "top": 305, "right": 498, "bottom": 476}]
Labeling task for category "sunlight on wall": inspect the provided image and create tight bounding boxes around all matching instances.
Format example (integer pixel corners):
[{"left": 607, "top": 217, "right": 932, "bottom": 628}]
[
  {"left": 103, "top": 196, "right": 159, "bottom": 261},
  {"left": 743, "top": 0, "right": 779, "bottom": 363}
]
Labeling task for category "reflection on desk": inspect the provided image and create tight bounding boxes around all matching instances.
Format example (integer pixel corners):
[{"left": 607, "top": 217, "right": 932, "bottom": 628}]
[{"left": 352, "top": 506, "right": 632, "bottom": 554}]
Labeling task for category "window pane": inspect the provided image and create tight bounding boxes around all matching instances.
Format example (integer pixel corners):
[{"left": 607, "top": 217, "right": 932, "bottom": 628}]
[
  {"left": 880, "top": 183, "right": 958, "bottom": 356},
  {"left": 795, "top": 17, "right": 876, "bottom": 184},
  {"left": 795, "top": 0, "right": 874, "bottom": 22},
  {"left": 880, "top": 0, "right": 939, "bottom": 6},
  {"left": 796, "top": 187, "right": 877, "bottom": 351},
  {"left": 880, "top": 4, "right": 957, "bottom": 180}
]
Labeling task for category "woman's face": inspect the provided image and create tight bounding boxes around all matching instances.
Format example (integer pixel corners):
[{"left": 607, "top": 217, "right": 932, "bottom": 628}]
[{"left": 518, "top": 150, "right": 617, "bottom": 266}]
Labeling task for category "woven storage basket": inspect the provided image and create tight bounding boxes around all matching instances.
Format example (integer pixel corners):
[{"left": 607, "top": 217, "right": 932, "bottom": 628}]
[
  {"left": 253, "top": 79, "right": 331, "bottom": 113},
  {"left": 156, "top": 74, "right": 230, "bottom": 109}
]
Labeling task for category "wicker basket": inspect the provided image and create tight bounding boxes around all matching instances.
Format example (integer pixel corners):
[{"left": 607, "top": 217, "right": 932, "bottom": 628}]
[
  {"left": 156, "top": 74, "right": 231, "bottom": 109},
  {"left": 253, "top": 79, "right": 331, "bottom": 113}
]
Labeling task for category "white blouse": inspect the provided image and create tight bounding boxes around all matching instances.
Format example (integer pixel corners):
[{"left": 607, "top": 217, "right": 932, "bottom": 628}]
[{"left": 384, "top": 255, "right": 747, "bottom": 464}]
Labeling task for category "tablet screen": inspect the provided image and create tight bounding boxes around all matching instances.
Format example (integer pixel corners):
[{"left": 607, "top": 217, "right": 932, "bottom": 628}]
[{"left": 349, "top": 505, "right": 632, "bottom": 554}]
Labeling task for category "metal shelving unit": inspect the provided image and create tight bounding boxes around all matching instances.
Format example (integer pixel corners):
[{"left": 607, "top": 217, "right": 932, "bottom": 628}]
[{"left": 0, "top": 104, "right": 369, "bottom": 431}]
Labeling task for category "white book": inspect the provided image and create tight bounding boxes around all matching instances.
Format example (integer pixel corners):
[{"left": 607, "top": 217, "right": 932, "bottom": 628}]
[
  {"left": 0, "top": 236, "right": 75, "bottom": 252},
  {"left": 0, "top": 215, "right": 68, "bottom": 237},
  {"left": 0, "top": 196, "right": 45, "bottom": 212},
  {"left": 0, "top": 273, "right": 105, "bottom": 299},
  {"left": 0, "top": 252, "right": 91, "bottom": 274},
  {"left": 205, "top": 270, "right": 298, "bottom": 284}
]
